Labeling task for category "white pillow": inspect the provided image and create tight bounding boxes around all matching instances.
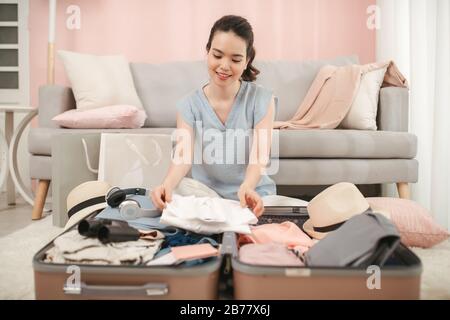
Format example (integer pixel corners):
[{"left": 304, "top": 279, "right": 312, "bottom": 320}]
[
  {"left": 340, "top": 67, "right": 387, "bottom": 130},
  {"left": 58, "top": 50, "right": 143, "bottom": 110}
]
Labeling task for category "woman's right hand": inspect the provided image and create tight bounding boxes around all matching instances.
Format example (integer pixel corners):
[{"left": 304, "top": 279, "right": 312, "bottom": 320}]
[{"left": 150, "top": 184, "right": 172, "bottom": 211}]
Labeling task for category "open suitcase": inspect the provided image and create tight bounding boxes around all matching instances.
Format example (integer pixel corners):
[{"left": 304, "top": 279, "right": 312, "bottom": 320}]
[
  {"left": 227, "top": 206, "right": 423, "bottom": 300},
  {"left": 34, "top": 206, "right": 423, "bottom": 300},
  {"left": 33, "top": 211, "right": 228, "bottom": 300}
]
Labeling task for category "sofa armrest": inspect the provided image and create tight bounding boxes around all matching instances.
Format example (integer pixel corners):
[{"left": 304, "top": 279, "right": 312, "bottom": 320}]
[
  {"left": 377, "top": 87, "right": 409, "bottom": 132},
  {"left": 38, "top": 85, "right": 76, "bottom": 128}
]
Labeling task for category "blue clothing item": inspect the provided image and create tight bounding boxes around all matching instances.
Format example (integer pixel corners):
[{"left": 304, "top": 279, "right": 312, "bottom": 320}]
[
  {"left": 155, "top": 233, "right": 220, "bottom": 267},
  {"left": 176, "top": 81, "right": 279, "bottom": 201},
  {"left": 161, "top": 230, "right": 220, "bottom": 249},
  {"left": 95, "top": 195, "right": 170, "bottom": 231}
]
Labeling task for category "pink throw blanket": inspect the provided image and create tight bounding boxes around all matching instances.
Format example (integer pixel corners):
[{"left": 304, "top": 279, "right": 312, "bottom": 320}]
[{"left": 273, "top": 61, "right": 408, "bottom": 130}]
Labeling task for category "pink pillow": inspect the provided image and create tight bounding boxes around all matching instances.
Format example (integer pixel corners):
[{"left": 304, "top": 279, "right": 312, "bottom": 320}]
[
  {"left": 52, "top": 105, "right": 147, "bottom": 129},
  {"left": 367, "top": 197, "right": 449, "bottom": 248}
]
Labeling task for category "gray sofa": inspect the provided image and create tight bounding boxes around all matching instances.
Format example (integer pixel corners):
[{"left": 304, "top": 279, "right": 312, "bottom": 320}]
[{"left": 28, "top": 55, "right": 417, "bottom": 226}]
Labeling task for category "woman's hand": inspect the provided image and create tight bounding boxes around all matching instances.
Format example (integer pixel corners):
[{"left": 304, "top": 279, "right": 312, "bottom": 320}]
[
  {"left": 238, "top": 184, "right": 264, "bottom": 217},
  {"left": 150, "top": 184, "right": 173, "bottom": 211}
]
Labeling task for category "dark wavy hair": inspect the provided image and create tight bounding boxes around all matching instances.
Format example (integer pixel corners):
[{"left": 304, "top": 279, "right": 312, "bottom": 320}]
[{"left": 206, "top": 15, "right": 260, "bottom": 82}]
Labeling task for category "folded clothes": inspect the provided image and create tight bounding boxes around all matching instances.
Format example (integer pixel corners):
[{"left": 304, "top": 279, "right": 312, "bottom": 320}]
[
  {"left": 152, "top": 232, "right": 220, "bottom": 267},
  {"left": 45, "top": 230, "right": 163, "bottom": 265},
  {"left": 151, "top": 247, "right": 219, "bottom": 267},
  {"left": 147, "top": 243, "right": 219, "bottom": 266},
  {"left": 239, "top": 243, "right": 304, "bottom": 267},
  {"left": 161, "top": 229, "right": 220, "bottom": 249},
  {"left": 161, "top": 195, "right": 258, "bottom": 235},
  {"left": 238, "top": 221, "right": 315, "bottom": 254}
]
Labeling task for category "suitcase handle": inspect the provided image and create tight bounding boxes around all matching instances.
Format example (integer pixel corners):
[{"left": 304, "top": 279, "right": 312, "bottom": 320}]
[
  {"left": 221, "top": 232, "right": 238, "bottom": 258},
  {"left": 64, "top": 282, "right": 169, "bottom": 297}
]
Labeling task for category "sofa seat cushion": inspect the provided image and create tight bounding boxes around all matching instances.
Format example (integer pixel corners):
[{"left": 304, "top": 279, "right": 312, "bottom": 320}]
[
  {"left": 277, "top": 129, "right": 417, "bottom": 159},
  {"left": 29, "top": 128, "right": 417, "bottom": 160},
  {"left": 272, "top": 159, "right": 418, "bottom": 185},
  {"left": 28, "top": 127, "right": 175, "bottom": 156}
]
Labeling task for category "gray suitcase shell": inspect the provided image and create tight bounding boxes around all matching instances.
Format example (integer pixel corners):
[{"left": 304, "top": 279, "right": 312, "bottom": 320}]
[
  {"left": 227, "top": 206, "right": 423, "bottom": 300},
  {"left": 33, "top": 213, "right": 226, "bottom": 300}
]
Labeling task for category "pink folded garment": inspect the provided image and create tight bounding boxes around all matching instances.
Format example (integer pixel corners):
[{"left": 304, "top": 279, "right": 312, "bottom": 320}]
[
  {"left": 238, "top": 221, "right": 314, "bottom": 253},
  {"left": 171, "top": 243, "right": 219, "bottom": 261},
  {"left": 239, "top": 243, "right": 304, "bottom": 267},
  {"left": 147, "top": 243, "right": 219, "bottom": 266},
  {"left": 273, "top": 60, "right": 408, "bottom": 130}
]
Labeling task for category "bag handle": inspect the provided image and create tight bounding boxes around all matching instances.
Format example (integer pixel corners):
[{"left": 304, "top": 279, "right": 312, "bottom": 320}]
[
  {"left": 64, "top": 282, "right": 169, "bottom": 297},
  {"left": 82, "top": 135, "right": 164, "bottom": 174},
  {"left": 125, "top": 137, "right": 163, "bottom": 166},
  {"left": 81, "top": 138, "right": 98, "bottom": 174}
]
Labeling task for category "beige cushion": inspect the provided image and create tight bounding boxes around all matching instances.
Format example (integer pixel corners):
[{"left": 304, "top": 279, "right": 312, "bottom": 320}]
[
  {"left": 340, "top": 67, "right": 387, "bottom": 130},
  {"left": 58, "top": 50, "right": 143, "bottom": 110}
]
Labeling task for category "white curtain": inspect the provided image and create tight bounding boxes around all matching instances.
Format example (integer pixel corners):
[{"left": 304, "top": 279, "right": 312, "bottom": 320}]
[{"left": 377, "top": 0, "right": 450, "bottom": 230}]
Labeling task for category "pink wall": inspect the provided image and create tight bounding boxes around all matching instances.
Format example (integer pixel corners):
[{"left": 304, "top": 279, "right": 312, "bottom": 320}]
[{"left": 29, "top": 0, "right": 375, "bottom": 108}]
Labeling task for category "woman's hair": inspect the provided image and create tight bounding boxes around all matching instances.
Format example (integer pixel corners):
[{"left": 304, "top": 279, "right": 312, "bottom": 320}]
[{"left": 206, "top": 15, "right": 260, "bottom": 82}]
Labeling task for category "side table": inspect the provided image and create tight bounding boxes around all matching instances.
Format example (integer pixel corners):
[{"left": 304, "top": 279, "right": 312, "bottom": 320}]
[{"left": 0, "top": 106, "right": 47, "bottom": 215}]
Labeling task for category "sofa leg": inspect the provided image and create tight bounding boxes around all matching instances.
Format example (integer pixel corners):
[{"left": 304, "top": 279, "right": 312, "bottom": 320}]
[
  {"left": 396, "top": 182, "right": 410, "bottom": 199},
  {"left": 32, "top": 180, "right": 50, "bottom": 220}
]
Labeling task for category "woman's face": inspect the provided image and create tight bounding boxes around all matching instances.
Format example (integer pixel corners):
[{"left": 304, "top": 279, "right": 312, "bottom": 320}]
[{"left": 207, "top": 31, "right": 248, "bottom": 88}]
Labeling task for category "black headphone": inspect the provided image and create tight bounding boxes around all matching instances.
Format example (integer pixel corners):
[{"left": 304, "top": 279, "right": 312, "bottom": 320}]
[
  {"left": 106, "top": 187, "right": 147, "bottom": 207},
  {"left": 105, "top": 187, "right": 160, "bottom": 220}
]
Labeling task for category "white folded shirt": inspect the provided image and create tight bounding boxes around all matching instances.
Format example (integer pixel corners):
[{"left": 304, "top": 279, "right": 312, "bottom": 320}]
[{"left": 160, "top": 195, "right": 258, "bottom": 235}]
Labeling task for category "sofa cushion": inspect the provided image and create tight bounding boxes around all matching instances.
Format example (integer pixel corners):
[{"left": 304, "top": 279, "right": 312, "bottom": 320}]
[
  {"left": 130, "top": 56, "right": 359, "bottom": 128},
  {"left": 29, "top": 127, "right": 416, "bottom": 160},
  {"left": 272, "top": 159, "right": 418, "bottom": 185},
  {"left": 339, "top": 66, "right": 387, "bottom": 130},
  {"left": 131, "top": 61, "right": 208, "bottom": 128},
  {"left": 254, "top": 56, "right": 359, "bottom": 122},
  {"left": 28, "top": 127, "right": 175, "bottom": 156},
  {"left": 276, "top": 129, "right": 417, "bottom": 159},
  {"left": 58, "top": 50, "right": 143, "bottom": 110},
  {"left": 52, "top": 105, "right": 147, "bottom": 129}
]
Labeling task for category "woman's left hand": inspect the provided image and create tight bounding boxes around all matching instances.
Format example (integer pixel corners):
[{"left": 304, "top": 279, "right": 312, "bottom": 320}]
[{"left": 238, "top": 184, "right": 264, "bottom": 217}]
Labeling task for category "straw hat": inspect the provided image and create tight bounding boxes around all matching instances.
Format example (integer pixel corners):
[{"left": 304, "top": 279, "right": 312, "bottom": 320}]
[
  {"left": 303, "top": 182, "right": 390, "bottom": 240},
  {"left": 64, "top": 181, "right": 111, "bottom": 231}
]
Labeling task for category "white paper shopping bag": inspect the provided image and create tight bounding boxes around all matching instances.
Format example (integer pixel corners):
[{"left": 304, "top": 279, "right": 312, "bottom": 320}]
[{"left": 98, "top": 133, "right": 172, "bottom": 189}]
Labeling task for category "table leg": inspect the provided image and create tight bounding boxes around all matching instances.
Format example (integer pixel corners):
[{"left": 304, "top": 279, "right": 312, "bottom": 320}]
[
  {"left": 5, "top": 111, "right": 15, "bottom": 205},
  {"left": 0, "top": 131, "right": 8, "bottom": 197},
  {"left": 9, "top": 109, "right": 50, "bottom": 212}
]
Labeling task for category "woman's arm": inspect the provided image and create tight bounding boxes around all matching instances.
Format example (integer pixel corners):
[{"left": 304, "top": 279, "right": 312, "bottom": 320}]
[
  {"left": 242, "top": 96, "right": 276, "bottom": 190},
  {"left": 161, "top": 113, "right": 194, "bottom": 190}
]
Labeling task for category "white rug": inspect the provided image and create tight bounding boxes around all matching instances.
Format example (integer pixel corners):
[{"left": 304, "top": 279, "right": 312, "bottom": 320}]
[
  {"left": 0, "top": 216, "right": 62, "bottom": 300},
  {"left": 0, "top": 215, "right": 449, "bottom": 300},
  {"left": 412, "top": 240, "right": 450, "bottom": 299}
]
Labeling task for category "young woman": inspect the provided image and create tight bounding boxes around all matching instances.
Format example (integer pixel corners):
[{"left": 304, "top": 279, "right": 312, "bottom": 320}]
[{"left": 151, "top": 15, "right": 278, "bottom": 217}]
